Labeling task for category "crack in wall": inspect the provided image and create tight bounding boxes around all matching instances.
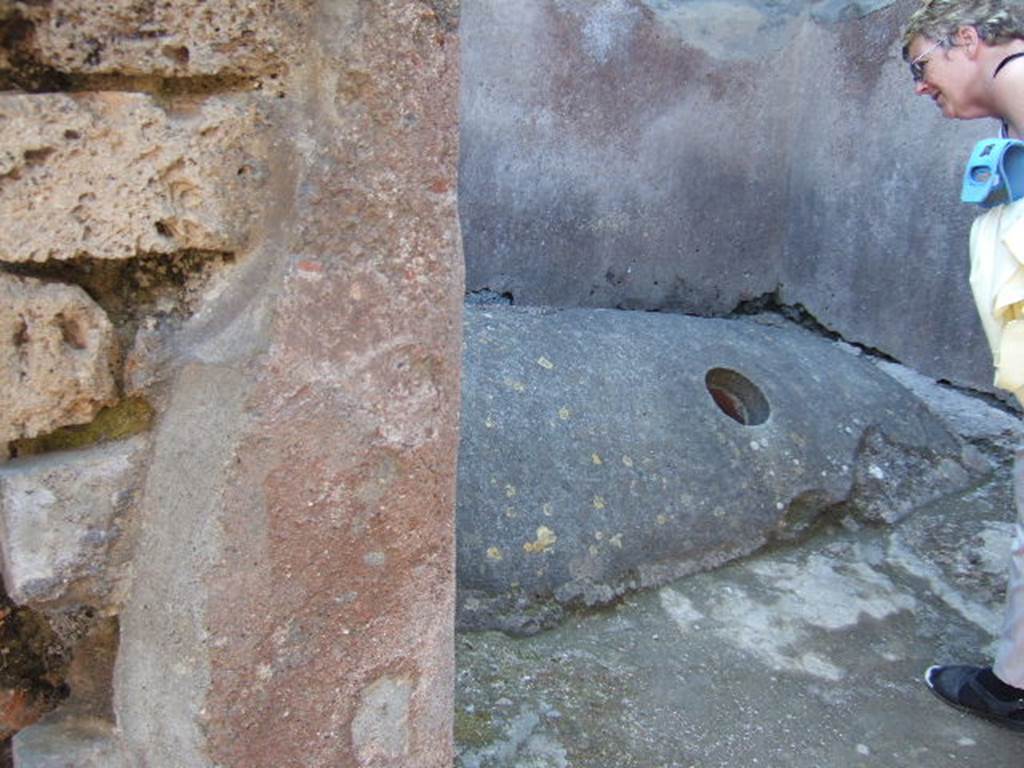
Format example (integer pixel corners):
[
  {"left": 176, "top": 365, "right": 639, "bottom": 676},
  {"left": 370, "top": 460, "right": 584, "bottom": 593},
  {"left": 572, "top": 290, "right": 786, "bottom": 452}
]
[
  {"left": 1, "top": 249, "right": 236, "bottom": 331},
  {"left": 0, "top": 62, "right": 270, "bottom": 97},
  {"left": 731, "top": 289, "right": 1024, "bottom": 415},
  {"left": 466, "top": 288, "right": 514, "bottom": 306},
  {"left": 0, "top": 12, "right": 281, "bottom": 97},
  {"left": 729, "top": 286, "right": 854, "bottom": 345},
  {"left": 0, "top": 69, "right": 275, "bottom": 97}
]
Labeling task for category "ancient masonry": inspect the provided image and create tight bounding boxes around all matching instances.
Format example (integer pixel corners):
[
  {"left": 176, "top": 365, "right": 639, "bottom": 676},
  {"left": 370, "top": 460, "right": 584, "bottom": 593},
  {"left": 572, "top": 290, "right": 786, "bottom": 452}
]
[{"left": 0, "top": 2, "right": 463, "bottom": 766}]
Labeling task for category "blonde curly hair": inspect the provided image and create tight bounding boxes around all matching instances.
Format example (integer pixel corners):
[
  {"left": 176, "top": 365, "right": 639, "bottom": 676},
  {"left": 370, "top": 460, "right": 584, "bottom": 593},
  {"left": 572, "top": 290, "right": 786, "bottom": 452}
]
[{"left": 902, "top": 0, "right": 1024, "bottom": 59}]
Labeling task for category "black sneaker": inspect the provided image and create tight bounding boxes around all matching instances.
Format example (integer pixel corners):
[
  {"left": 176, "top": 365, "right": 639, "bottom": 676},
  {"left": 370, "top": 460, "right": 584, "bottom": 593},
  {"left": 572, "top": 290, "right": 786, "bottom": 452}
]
[{"left": 925, "top": 665, "right": 1024, "bottom": 732}]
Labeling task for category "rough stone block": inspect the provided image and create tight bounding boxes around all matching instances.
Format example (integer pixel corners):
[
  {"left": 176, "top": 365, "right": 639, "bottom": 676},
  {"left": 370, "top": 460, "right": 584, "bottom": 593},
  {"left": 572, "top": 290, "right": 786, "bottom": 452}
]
[
  {"left": 0, "top": 92, "right": 267, "bottom": 262},
  {"left": 12, "top": 717, "right": 127, "bottom": 768},
  {"left": 11, "top": 0, "right": 307, "bottom": 79},
  {"left": 0, "top": 437, "right": 147, "bottom": 606},
  {"left": 0, "top": 274, "right": 117, "bottom": 443}
]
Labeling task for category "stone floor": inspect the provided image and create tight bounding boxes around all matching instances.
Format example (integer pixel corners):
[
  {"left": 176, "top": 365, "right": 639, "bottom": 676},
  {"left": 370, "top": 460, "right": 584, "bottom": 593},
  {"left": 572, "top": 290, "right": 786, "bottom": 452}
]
[{"left": 455, "top": 448, "right": 1022, "bottom": 767}]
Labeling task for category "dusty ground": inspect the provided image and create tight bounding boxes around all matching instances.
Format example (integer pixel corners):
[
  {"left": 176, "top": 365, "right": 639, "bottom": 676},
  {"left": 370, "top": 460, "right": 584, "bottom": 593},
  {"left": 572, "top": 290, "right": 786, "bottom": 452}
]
[{"left": 455, "top": 451, "right": 1022, "bottom": 767}]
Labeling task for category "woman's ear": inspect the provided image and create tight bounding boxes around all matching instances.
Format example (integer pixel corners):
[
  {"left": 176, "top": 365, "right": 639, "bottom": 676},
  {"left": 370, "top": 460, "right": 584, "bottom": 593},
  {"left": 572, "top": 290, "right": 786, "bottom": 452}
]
[{"left": 957, "top": 24, "right": 982, "bottom": 57}]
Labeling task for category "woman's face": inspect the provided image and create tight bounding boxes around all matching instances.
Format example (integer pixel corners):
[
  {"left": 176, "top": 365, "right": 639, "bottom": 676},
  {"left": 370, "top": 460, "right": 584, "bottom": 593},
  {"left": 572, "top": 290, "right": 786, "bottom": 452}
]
[{"left": 909, "top": 31, "right": 992, "bottom": 121}]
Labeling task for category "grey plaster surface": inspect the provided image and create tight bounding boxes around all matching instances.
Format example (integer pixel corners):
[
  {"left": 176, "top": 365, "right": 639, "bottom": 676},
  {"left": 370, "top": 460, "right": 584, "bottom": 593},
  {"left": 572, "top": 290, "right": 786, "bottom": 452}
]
[
  {"left": 113, "top": 364, "right": 249, "bottom": 768},
  {"left": 455, "top": 448, "right": 1022, "bottom": 767},
  {"left": 457, "top": 306, "right": 980, "bottom": 633},
  {"left": 459, "top": 0, "right": 997, "bottom": 393}
]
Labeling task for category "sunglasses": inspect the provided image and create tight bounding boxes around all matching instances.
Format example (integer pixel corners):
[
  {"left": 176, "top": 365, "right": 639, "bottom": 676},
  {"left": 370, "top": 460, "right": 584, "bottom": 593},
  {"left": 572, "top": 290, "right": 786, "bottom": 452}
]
[{"left": 910, "top": 38, "right": 947, "bottom": 82}]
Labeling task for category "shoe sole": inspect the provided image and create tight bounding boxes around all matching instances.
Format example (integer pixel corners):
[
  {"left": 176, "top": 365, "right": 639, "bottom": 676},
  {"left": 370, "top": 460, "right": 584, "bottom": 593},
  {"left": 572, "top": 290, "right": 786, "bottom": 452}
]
[{"left": 925, "top": 666, "right": 1024, "bottom": 733}]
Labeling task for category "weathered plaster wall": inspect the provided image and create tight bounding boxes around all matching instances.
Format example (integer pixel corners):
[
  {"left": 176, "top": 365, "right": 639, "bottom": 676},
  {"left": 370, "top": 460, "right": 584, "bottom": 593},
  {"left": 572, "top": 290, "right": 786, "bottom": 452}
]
[
  {"left": 459, "top": 0, "right": 995, "bottom": 393},
  {"left": 1, "top": 1, "right": 463, "bottom": 766}
]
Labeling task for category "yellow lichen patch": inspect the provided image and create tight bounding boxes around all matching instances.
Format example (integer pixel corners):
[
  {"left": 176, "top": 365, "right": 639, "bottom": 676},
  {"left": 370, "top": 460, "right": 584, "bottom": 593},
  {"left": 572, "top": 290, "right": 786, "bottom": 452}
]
[
  {"left": 523, "top": 526, "right": 557, "bottom": 554},
  {"left": 656, "top": 514, "right": 668, "bottom": 526},
  {"left": 558, "top": 406, "right": 571, "bottom": 420},
  {"left": 593, "top": 496, "right": 606, "bottom": 510},
  {"left": 486, "top": 547, "right": 503, "bottom": 561},
  {"left": 12, "top": 396, "right": 154, "bottom": 456},
  {"left": 484, "top": 415, "right": 496, "bottom": 429},
  {"left": 455, "top": 709, "right": 497, "bottom": 748},
  {"left": 594, "top": 531, "right": 604, "bottom": 541},
  {"left": 505, "top": 484, "right": 517, "bottom": 498},
  {"left": 588, "top": 544, "right": 600, "bottom": 557},
  {"left": 536, "top": 356, "right": 555, "bottom": 370},
  {"left": 622, "top": 455, "right": 634, "bottom": 467},
  {"left": 505, "top": 379, "right": 526, "bottom": 393},
  {"left": 591, "top": 453, "right": 603, "bottom": 465},
  {"left": 609, "top": 533, "right": 623, "bottom": 549}
]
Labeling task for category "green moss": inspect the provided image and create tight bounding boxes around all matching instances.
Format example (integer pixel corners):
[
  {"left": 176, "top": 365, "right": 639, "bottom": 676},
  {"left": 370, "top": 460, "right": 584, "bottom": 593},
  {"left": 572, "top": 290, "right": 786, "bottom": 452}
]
[
  {"left": 12, "top": 397, "right": 153, "bottom": 457},
  {"left": 454, "top": 709, "right": 497, "bottom": 748}
]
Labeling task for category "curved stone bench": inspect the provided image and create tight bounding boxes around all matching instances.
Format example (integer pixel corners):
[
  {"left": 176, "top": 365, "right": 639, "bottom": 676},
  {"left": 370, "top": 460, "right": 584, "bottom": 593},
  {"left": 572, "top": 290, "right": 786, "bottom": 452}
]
[{"left": 456, "top": 305, "right": 979, "bottom": 634}]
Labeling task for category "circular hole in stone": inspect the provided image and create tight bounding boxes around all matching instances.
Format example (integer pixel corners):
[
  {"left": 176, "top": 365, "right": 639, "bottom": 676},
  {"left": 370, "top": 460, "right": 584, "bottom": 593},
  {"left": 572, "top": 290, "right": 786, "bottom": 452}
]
[{"left": 705, "top": 368, "right": 770, "bottom": 426}]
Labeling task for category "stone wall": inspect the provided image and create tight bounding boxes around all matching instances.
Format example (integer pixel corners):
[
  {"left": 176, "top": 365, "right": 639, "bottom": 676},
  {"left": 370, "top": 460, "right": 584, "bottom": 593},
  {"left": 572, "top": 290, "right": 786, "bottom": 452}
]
[
  {"left": 459, "top": 0, "right": 997, "bottom": 395},
  {"left": 0, "top": 1, "right": 463, "bottom": 766}
]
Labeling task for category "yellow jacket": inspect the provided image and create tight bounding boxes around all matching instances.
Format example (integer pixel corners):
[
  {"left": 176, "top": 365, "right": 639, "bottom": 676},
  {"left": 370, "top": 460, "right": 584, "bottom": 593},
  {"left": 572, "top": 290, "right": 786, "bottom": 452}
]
[{"left": 969, "top": 202, "right": 1024, "bottom": 407}]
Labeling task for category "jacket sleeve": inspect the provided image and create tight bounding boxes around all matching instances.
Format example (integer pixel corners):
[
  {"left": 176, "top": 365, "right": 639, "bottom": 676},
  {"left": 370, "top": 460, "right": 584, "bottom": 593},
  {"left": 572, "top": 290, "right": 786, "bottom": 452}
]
[
  {"left": 995, "top": 311, "right": 1024, "bottom": 405},
  {"left": 995, "top": 213, "right": 1024, "bottom": 404}
]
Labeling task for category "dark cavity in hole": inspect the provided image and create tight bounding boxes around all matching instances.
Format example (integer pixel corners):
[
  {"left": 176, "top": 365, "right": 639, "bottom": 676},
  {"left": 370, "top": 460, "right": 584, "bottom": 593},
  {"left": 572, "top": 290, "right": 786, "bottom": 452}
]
[
  {"left": 12, "top": 319, "right": 28, "bottom": 347},
  {"left": 22, "top": 147, "right": 55, "bottom": 165},
  {"left": 705, "top": 367, "right": 770, "bottom": 426},
  {"left": 56, "top": 313, "right": 87, "bottom": 350},
  {"left": 163, "top": 45, "right": 190, "bottom": 65}
]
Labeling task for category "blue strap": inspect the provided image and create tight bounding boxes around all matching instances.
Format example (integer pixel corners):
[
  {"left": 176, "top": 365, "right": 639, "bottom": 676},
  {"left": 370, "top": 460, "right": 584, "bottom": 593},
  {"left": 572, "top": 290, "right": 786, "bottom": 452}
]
[{"left": 961, "top": 137, "right": 1024, "bottom": 207}]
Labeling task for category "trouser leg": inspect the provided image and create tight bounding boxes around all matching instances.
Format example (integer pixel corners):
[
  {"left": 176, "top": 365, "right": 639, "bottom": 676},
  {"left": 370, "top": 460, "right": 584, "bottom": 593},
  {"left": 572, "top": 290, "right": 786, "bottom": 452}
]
[{"left": 994, "top": 444, "right": 1024, "bottom": 688}]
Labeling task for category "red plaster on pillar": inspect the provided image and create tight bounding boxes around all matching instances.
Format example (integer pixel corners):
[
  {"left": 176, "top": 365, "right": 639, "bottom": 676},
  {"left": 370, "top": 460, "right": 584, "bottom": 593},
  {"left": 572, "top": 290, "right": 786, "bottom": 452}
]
[{"left": 204, "top": 4, "right": 463, "bottom": 766}]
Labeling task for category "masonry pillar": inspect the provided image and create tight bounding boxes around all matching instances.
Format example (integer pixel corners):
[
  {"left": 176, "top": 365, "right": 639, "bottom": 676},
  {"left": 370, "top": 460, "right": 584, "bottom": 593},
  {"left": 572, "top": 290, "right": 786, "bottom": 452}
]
[{"left": 1, "top": 2, "right": 462, "bottom": 766}]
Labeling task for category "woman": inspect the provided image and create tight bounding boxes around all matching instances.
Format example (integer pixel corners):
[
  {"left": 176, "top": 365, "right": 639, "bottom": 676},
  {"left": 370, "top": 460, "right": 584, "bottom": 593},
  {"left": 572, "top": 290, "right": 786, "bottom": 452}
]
[{"left": 903, "top": 0, "right": 1024, "bottom": 731}]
